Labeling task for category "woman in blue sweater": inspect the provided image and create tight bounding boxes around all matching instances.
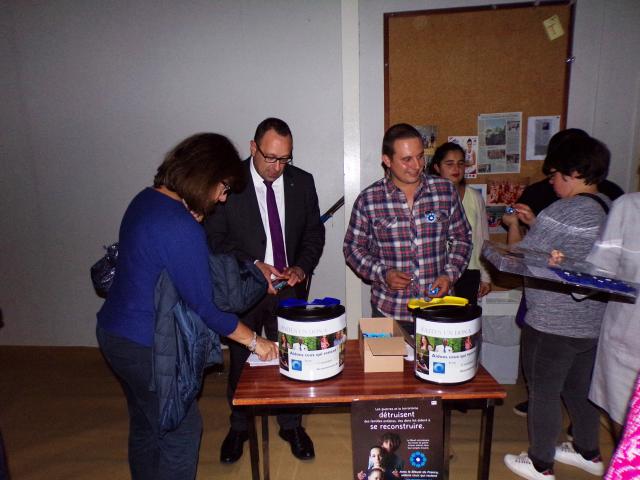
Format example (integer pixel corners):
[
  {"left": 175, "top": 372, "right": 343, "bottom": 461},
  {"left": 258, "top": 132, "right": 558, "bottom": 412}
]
[{"left": 97, "top": 133, "right": 277, "bottom": 480}]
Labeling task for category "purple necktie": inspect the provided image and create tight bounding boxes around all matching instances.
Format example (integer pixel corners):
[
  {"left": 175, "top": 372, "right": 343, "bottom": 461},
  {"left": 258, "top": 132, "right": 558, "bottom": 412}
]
[{"left": 264, "top": 180, "right": 287, "bottom": 271}]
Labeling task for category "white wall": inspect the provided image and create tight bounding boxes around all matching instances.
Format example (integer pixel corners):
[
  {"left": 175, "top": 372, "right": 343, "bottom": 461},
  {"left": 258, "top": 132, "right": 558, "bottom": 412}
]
[
  {"left": 1, "top": 0, "right": 639, "bottom": 345},
  {"left": 0, "top": 0, "right": 344, "bottom": 346}
]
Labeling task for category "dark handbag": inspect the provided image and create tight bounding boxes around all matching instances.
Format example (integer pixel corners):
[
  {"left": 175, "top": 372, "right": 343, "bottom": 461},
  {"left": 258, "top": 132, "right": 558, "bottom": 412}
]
[
  {"left": 90, "top": 243, "right": 267, "bottom": 313},
  {"left": 90, "top": 243, "right": 119, "bottom": 298},
  {"left": 208, "top": 254, "right": 267, "bottom": 313}
]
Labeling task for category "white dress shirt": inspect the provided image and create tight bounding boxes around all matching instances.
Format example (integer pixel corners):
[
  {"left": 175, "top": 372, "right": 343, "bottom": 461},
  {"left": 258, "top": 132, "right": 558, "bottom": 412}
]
[{"left": 250, "top": 159, "right": 288, "bottom": 268}]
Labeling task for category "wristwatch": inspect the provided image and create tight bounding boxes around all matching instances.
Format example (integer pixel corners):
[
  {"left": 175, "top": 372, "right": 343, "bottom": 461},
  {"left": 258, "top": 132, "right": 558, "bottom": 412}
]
[{"left": 247, "top": 331, "right": 257, "bottom": 353}]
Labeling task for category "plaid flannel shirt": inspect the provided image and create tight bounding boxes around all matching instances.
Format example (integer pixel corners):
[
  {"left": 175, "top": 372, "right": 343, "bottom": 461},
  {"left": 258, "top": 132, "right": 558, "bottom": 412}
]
[{"left": 343, "top": 175, "right": 472, "bottom": 321}]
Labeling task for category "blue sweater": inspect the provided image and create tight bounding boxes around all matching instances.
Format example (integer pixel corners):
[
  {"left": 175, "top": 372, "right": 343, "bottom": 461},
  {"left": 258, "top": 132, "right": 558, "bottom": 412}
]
[{"left": 97, "top": 188, "right": 238, "bottom": 347}]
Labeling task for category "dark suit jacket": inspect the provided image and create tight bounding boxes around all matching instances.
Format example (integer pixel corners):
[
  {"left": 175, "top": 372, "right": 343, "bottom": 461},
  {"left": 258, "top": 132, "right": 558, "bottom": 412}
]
[{"left": 204, "top": 160, "right": 325, "bottom": 289}]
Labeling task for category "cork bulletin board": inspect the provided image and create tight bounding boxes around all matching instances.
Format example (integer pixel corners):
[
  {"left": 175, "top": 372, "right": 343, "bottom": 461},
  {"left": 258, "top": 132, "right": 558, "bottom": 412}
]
[{"left": 385, "top": 1, "right": 574, "bottom": 242}]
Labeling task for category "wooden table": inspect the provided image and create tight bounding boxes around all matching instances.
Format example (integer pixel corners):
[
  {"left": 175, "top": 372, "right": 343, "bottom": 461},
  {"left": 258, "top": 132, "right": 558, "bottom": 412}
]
[{"left": 233, "top": 340, "right": 506, "bottom": 480}]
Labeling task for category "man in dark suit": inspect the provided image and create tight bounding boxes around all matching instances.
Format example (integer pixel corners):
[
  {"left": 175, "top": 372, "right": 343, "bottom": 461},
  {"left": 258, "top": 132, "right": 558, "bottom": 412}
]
[{"left": 205, "top": 117, "right": 325, "bottom": 464}]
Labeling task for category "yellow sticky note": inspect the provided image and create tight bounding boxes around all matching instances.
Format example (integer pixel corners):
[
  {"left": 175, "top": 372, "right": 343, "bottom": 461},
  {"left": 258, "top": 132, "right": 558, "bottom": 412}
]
[{"left": 543, "top": 15, "right": 564, "bottom": 41}]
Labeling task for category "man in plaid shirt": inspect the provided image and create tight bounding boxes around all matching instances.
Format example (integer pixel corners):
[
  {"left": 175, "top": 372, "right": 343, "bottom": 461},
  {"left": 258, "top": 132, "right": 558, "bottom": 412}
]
[{"left": 343, "top": 124, "right": 472, "bottom": 322}]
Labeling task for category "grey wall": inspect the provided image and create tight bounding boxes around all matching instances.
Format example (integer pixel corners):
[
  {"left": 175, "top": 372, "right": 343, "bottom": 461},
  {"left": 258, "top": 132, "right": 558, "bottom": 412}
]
[
  {"left": 1, "top": 0, "right": 639, "bottom": 346},
  {"left": 0, "top": 0, "right": 344, "bottom": 345}
]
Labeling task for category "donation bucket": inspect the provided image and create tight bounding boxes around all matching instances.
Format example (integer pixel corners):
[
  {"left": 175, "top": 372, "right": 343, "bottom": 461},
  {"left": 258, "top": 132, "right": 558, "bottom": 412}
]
[
  {"left": 276, "top": 298, "right": 346, "bottom": 381},
  {"left": 409, "top": 297, "right": 482, "bottom": 384}
]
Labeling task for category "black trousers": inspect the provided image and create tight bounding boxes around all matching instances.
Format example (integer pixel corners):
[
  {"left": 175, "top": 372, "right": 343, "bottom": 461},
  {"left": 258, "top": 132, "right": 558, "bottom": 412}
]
[
  {"left": 522, "top": 324, "right": 600, "bottom": 470},
  {"left": 227, "top": 290, "right": 300, "bottom": 432},
  {"left": 453, "top": 269, "right": 481, "bottom": 305},
  {"left": 97, "top": 327, "right": 202, "bottom": 480}
]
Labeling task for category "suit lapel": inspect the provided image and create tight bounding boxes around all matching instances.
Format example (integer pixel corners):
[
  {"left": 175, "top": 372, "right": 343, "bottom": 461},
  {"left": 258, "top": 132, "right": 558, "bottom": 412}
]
[{"left": 242, "top": 160, "right": 267, "bottom": 245}]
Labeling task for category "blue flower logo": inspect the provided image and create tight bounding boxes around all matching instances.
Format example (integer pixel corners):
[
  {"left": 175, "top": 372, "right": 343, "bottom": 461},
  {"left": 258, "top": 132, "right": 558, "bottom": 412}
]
[
  {"left": 425, "top": 212, "right": 437, "bottom": 223},
  {"left": 410, "top": 451, "right": 427, "bottom": 468}
]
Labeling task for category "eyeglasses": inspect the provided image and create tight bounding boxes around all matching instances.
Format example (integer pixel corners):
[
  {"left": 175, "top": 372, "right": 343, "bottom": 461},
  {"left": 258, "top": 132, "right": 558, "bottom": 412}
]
[
  {"left": 221, "top": 181, "right": 231, "bottom": 195},
  {"left": 255, "top": 144, "right": 293, "bottom": 164}
]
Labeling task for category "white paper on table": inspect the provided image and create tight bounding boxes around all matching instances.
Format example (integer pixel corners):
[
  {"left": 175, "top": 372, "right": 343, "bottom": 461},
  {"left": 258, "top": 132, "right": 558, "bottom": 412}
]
[{"left": 245, "top": 342, "right": 279, "bottom": 366}]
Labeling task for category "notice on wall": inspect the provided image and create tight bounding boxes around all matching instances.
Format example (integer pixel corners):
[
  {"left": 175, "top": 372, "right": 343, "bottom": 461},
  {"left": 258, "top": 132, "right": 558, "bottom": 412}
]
[
  {"left": 415, "top": 124, "right": 438, "bottom": 164},
  {"left": 526, "top": 115, "right": 560, "bottom": 160},
  {"left": 477, "top": 112, "right": 522, "bottom": 174},
  {"left": 351, "top": 398, "right": 443, "bottom": 479},
  {"left": 448, "top": 135, "right": 478, "bottom": 179}
]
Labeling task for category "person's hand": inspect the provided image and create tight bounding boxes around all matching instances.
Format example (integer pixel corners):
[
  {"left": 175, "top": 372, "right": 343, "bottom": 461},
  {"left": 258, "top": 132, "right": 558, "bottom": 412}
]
[
  {"left": 386, "top": 270, "right": 413, "bottom": 290},
  {"left": 254, "top": 261, "right": 284, "bottom": 294},
  {"left": 392, "top": 470, "right": 401, "bottom": 478},
  {"left": 254, "top": 337, "right": 278, "bottom": 361},
  {"left": 512, "top": 203, "right": 536, "bottom": 226},
  {"left": 478, "top": 281, "right": 492, "bottom": 298},
  {"left": 356, "top": 471, "right": 366, "bottom": 480},
  {"left": 429, "top": 275, "right": 450, "bottom": 298},
  {"left": 501, "top": 211, "right": 519, "bottom": 227},
  {"left": 282, "top": 266, "right": 306, "bottom": 287}
]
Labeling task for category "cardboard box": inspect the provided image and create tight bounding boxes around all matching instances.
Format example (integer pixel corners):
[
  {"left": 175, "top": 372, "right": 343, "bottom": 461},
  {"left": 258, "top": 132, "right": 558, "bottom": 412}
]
[{"left": 358, "top": 318, "right": 408, "bottom": 373}]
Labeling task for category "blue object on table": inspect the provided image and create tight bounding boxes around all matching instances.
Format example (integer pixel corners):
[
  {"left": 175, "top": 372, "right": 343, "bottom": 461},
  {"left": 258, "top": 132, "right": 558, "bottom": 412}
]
[{"left": 278, "top": 297, "right": 341, "bottom": 308}]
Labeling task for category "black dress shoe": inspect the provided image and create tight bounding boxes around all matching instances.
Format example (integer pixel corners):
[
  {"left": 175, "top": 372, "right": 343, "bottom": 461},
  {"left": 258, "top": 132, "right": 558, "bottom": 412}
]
[
  {"left": 220, "top": 428, "right": 248, "bottom": 464},
  {"left": 278, "top": 426, "right": 315, "bottom": 460}
]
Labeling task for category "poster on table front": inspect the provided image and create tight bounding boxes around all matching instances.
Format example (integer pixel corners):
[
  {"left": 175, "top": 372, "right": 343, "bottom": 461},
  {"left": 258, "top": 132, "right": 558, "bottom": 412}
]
[{"left": 351, "top": 398, "right": 443, "bottom": 480}]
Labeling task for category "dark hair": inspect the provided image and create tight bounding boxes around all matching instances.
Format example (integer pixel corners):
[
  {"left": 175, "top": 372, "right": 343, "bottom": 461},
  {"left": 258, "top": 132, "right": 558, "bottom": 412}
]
[
  {"left": 382, "top": 123, "right": 423, "bottom": 157},
  {"left": 542, "top": 128, "right": 589, "bottom": 174},
  {"left": 153, "top": 133, "right": 244, "bottom": 214},
  {"left": 543, "top": 135, "right": 610, "bottom": 185},
  {"left": 379, "top": 432, "right": 402, "bottom": 452},
  {"left": 254, "top": 117, "right": 292, "bottom": 144},
  {"left": 428, "top": 142, "right": 466, "bottom": 175}
]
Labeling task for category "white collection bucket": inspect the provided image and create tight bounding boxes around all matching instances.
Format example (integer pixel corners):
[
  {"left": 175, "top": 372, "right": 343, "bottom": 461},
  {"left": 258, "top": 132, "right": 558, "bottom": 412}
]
[
  {"left": 276, "top": 304, "right": 346, "bottom": 382},
  {"left": 413, "top": 304, "right": 482, "bottom": 384}
]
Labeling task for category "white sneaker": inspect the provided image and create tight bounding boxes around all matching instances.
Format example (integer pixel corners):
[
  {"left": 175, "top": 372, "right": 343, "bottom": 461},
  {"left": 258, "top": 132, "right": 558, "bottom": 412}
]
[
  {"left": 555, "top": 442, "right": 604, "bottom": 476},
  {"left": 504, "top": 452, "right": 556, "bottom": 480}
]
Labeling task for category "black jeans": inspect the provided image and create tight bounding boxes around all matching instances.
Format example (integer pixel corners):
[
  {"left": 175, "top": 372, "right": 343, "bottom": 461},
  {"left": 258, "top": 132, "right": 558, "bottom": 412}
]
[
  {"left": 227, "top": 292, "right": 300, "bottom": 432},
  {"left": 453, "top": 269, "right": 481, "bottom": 305},
  {"left": 522, "top": 324, "right": 600, "bottom": 471},
  {"left": 97, "top": 327, "right": 202, "bottom": 480}
]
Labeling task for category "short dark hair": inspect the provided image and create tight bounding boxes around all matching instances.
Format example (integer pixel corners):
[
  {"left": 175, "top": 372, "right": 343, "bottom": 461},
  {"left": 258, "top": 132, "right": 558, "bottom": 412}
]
[
  {"left": 253, "top": 117, "right": 292, "bottom": 144},
  {"left": 428, "top": 142, "right": 466, "bottom": 175},
  {"left": 382, "top": 123, "right": 423, "bottom": 157},
  {"left": 543, "top": 135, "right": 610, "bottom": 185},
  {"left": 153, "top": 133, "right": 244, "bottom": 214},
  {"left": 542, "top": 128, "right": 589, "bottom": 173}
]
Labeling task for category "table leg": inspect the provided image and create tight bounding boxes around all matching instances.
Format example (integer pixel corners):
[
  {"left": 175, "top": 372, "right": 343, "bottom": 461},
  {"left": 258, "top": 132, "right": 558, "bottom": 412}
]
[
  {"left": 248, "top": 410, "right": 260, "bottom": 480},
  {"left": 261, "top": 415, "right": 270, "bottom": 480},
  {"left": 477, "top": 400, "right": 495, "bottom": 480},
  {"left": 443, "top": 407, "right": 451, "bottom": 480}
]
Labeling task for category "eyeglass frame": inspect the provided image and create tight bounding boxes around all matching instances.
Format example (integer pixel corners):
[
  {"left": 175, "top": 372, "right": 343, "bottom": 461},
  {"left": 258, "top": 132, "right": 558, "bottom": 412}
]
[
  {"left": 254, "top": 143, "right": 293, "bottom": 165},
  {"left": 221, "top": 181, "right": 232, "bottom": 195}
]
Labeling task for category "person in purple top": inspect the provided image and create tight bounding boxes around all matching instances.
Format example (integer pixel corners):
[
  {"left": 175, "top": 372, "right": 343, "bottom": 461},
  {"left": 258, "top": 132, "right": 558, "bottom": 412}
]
[{"left": 96, "top": 133, "right": 277, "bottom": 480}]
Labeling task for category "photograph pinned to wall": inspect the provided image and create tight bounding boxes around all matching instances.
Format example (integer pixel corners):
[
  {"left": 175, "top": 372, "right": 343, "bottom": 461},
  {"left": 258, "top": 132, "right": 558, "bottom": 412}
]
[
  {"left": 351, "top": 398, "right": 443, "bottom": 479},
  {"left": 486, "top": 205, "right": 508, "bottom": 234},
  {"left": 448, "top": 136, "right": 478, "bottom": 178},
  {"left": 486, "top": 178, "right": 529, "bottom": 206},
  {"left": 485, "top": 178, "right": 529, "bottom": 234},
  {"left": 415, "top": 125, "right": 438, "bottom": 164},
  {"left": 526, "top": 115, "right": 561, "bottom": 160},
  {"left": 477, "top": 112, "right": 522, "bottom": 174}
]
